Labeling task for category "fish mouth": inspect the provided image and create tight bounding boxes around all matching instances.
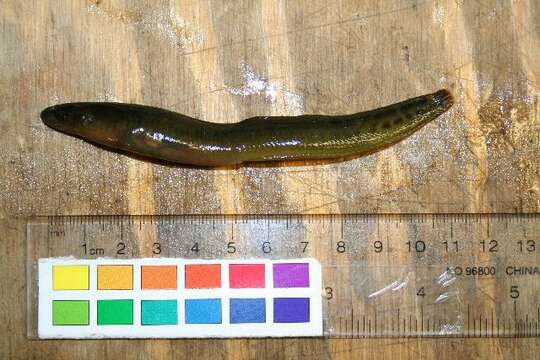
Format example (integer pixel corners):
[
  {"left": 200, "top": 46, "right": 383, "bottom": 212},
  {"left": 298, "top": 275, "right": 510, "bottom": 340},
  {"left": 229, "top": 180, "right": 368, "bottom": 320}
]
[
  {"left": 40, "top": 103, "right": 89, "bottom": 136},
  {"left": 40, "top": 104, "right": 77, "bottom": 134},
  {"left": 40, "top": 105, "right": 63, "bottom": 130}
]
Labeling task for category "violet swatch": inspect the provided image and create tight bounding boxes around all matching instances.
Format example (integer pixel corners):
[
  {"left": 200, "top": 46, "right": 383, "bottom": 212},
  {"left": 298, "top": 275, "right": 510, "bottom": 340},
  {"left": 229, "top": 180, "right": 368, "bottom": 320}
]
[
  {"left": 273, "top": 298, "right": 310, "bottom": 323},
  {"left": 273, "top": 263, "right": 310, "bottom": 288}
]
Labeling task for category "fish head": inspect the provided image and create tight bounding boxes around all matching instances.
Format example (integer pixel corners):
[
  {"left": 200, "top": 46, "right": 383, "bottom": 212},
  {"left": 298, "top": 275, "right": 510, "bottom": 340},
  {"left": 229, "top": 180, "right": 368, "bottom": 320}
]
[
  {"left": 410, "top": 89, "right": 455, "bottom": 121},
  {"left": 40, "top": 103, "right": 128, "bottom": 147}
]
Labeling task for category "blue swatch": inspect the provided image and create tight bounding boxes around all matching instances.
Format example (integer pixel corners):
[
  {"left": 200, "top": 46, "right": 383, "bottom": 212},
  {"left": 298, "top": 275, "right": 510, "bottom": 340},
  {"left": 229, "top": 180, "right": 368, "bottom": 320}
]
[
  {"left": 141, "top": 300, "right": 178, "bottom": 325},
  {"left": 230, "top": 298, "right": 266, "bottom": 324},
  {"left": 185, "top": 299, "right": 222, "bottom": 324},
  {"left": 273, "top": 298, "right": 310, "bottom": 323}
]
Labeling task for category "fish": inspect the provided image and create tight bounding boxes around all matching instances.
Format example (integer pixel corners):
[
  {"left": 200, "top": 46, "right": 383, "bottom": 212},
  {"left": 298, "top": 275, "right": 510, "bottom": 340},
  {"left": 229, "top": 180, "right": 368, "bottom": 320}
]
[{"left": 40, "top": 89, "right": 454, "bottom": 166}]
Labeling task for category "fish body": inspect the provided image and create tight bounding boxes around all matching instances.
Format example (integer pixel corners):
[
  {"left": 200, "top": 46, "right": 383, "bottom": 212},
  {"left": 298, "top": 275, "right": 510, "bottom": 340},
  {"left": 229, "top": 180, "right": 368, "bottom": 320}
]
[{"left": 41, "top": 89, "right": 454, "bottom": 166}]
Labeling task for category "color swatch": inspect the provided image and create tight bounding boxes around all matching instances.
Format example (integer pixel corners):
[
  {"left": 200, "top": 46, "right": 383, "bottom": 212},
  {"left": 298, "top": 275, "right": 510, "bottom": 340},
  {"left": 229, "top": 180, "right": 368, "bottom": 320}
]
[
  {"left": 38, "top": 258, "right": 322, "bottom": 338},
  {"left": 185, "top": 299, "right": 222, "bottom": 324},
  {"left": 97, "top": 299, "right": 133, "bottom": 325},
  {"left": 141, "top": 300, "right": 178, "bottom": 325},
  {"left": 273, "top": 263, "right": 310, "bottom": 288},
  {"left": 229, "top": 264, "right": 265, "bottom": 288},
  {"left": 274, "top": 298, "right": 310, "bottom": 323},
  {"left": 185, "top": 264, "right": 221, "bottom": 289},
  {"left": 141, "top": 266, "right": 177, "bottom": 290},
  {"left": 52, "top": 300, "right": 89, "bottom": 325},
  {"left": 97, "top": 265, "right": 133, "bottom": 290},
  {"left": 230, "top": 298, "right": 266, "bottom": 324},
  {"left": 52, "top": 265, "right": 89, "bottom": 290}
]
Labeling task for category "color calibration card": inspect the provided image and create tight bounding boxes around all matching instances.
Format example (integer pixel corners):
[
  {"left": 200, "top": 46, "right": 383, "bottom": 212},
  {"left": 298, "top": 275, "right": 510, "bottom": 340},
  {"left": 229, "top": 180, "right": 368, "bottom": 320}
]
[{"left": 37, "top": 258, "right": 323, "bottom": 338}]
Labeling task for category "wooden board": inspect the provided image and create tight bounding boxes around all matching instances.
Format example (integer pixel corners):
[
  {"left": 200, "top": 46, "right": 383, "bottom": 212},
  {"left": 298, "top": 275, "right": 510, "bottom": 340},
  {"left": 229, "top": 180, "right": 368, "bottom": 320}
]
[{"left": 0, "top": 0, "right": 539, "bottom": 358}]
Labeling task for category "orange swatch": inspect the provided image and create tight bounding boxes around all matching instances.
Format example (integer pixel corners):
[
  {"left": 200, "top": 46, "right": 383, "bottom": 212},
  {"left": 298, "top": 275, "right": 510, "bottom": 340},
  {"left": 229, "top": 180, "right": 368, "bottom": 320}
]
[
  {"left": 97, "top": 265, "right": 133, "bottom": 290},
  {"left": 185, "top": 264, "right": 221, "bottom": 289},
  {"left": 141, "top": 265, "right": 177, "bottom": 290}
]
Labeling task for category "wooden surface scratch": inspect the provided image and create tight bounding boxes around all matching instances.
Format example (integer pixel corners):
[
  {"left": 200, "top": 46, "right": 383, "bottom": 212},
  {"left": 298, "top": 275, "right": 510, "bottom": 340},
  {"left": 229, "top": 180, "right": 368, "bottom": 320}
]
[{"left": 0, "top": 0, "right": 539, "bottom": 358}]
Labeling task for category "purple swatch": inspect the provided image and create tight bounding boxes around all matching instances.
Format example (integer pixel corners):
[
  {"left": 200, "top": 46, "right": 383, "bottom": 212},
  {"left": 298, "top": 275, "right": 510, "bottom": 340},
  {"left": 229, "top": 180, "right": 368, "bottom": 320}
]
[
  {"left": 273, "top": 263, "right": 309, "bottom": 288},
  {"left": 273, "top": 298, "right": 310, "bottom": 323}
]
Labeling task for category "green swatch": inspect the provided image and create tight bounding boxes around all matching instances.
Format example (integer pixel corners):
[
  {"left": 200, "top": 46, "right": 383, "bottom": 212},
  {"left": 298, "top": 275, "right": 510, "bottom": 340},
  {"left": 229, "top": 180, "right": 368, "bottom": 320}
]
[
  {"left": 53, "top": 300, "right": 89, "bottom": 326},
  {"left": 97, "top": 299, "right": 133, "bottom": 325}
]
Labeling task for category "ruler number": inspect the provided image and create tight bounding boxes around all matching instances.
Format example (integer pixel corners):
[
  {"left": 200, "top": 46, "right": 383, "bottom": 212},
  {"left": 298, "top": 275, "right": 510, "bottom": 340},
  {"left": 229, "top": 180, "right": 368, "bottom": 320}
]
[
  {"left": 227, "top": 242, "right": 236, "bottom": 254},
  {"left": 336, "top": 241, "right": 346, "bottom": 253},
  {"left": 191, "top": 242, "right": 200, "bottom": 253},
  {"left": 152, "top": 242, "right": 161, "bottom": 255},
  {"left": 517, "top": 240, "right": 535, "bottom": 252},
  {"left": 510, "top": 285, "right": 520, "bottom": 299},
  {"left": 81, "top": 243, "right": 104, "bottom": 256},
  {"left": 325, "top": 287, "right": 334, "bottom": 300},
  {"left": 480, "top": 240, "right": 498, "bottom": 252},
  {"left": 443, "top": 240, "right": 459, "bottom": 252},
  {"left": 373, "top": 241, "right": 383, "bottom": 253},
  {"left": 262, "top": 241, "right": 272, "bottom": 254},
  {"left": 116, "top": 242, "right": 126, "bottom": 255},
  {"left": 300, "top": 241, "right": 309, "bottom": 253},
  {"left": 406, "top": 240, "right": 426, "bottom": 253},
  {"left": 416, "top": 286, "right": 426, "bottom": 298}
]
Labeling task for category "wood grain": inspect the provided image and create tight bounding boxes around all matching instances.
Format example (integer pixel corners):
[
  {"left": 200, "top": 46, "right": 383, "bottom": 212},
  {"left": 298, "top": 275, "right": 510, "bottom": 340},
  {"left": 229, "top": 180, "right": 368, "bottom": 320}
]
[{"left": 0, "top": 0, "right": 539, "bottom": 358}]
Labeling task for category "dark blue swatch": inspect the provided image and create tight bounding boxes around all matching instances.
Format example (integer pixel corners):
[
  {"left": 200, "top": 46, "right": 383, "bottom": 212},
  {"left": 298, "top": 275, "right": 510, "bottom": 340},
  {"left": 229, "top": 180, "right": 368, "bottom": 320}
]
[
  {"left": 185, "top": 299, "right": 222, "bottom": 324},
  {"left": 230, "top": 298, "right": 266, "bottom": 324},
  {"left": 273, "top": 298, "right": 310, "bottom": 323}
]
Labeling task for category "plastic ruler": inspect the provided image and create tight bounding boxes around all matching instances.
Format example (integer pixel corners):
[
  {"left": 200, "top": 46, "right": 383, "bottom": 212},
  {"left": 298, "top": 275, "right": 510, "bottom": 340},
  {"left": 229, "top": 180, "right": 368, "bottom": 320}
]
[{"left": 26, "top": 213, "right": 540, "bottom": 338}]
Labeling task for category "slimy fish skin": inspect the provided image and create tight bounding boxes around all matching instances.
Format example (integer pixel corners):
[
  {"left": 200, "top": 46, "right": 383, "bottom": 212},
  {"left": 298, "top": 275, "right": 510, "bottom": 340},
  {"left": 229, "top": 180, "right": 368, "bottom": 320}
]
[{"left": 41, "top": 89, "right": 454, "bottom": 166}]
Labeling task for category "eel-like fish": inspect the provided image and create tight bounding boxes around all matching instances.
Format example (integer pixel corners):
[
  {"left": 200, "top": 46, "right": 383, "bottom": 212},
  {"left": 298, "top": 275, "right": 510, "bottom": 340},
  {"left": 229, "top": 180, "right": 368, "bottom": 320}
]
[{"left": 41, "top": 89, "right": 454, "bottom": 166}]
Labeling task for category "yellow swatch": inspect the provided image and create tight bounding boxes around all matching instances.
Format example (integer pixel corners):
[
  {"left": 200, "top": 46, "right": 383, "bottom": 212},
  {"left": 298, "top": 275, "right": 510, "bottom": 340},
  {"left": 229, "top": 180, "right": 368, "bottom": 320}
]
[
  {"left": 52, "top": 265, "right": 89, "bottom": 290},
  {"left": 97, "top": 265, "right": 133, "bottom": 290}
]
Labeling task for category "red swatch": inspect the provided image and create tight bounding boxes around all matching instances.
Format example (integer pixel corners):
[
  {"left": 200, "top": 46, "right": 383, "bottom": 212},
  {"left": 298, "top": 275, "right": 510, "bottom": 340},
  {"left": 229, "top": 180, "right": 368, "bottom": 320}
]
[
  {"left": 185, "top": 264, "right": 221, "bottom": 288},
  {"left": 229, "top": 264, "right": 265, "bottom": 288}
]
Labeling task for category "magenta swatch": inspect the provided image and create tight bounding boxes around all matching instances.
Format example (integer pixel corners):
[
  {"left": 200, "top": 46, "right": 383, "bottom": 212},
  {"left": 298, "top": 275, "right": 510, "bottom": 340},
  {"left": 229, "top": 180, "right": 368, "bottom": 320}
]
[{"left": 272, "top": 263, "right": 309, "bottom": 288}]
